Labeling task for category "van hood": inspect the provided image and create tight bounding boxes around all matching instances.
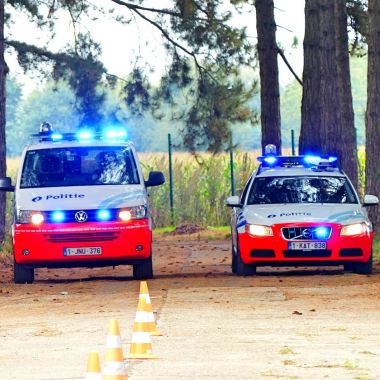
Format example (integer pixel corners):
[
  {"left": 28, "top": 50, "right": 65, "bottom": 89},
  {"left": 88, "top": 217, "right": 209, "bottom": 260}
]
[
  {"left": 243, "top": 203, "right": 367, "bottom": 226},
  {"left": 15, "top": 185, "right": 147, "bottom": 211}
]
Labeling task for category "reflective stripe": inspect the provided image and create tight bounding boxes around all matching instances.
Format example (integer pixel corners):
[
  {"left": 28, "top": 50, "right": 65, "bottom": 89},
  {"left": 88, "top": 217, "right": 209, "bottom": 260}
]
[
  {"left": 103, "top": 361, "right": 126, "bottom": 375},
  {"left": 84, "top": 372, "right": 102, "bottom": 380},
  {"left": 135, "top": 311, "right": 154, "bottom": 322},
  {"left": 131, "top": 331, "right": 150, "bottom": 343},
  {"left": 139, "top": 293, "right": 151, "bottom": 303},
  {"left": 106, "top": 335, "right": 122, "bottom": 348}
]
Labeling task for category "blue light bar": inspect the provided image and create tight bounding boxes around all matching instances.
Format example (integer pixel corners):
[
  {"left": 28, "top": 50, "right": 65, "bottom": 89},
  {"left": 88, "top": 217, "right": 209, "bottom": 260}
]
[
  {"left": 51, "top": 211, "right": 65, "bottom": 223},
  {"left": 263, "top": 156, "right": 278, "bottom": 165},
  {"left": 304, "top": 155, "right": 321, "bottom": 165},
  {"left": 105, "top": 129, "right": 127, "bottom": 140},
  {"left": 314, "top": 226, "right": 329, "bottom": 239},
  {"left": 77, "top": 130, "right": 94, "bottom": 140},
  {"left": 97, "top": 209, "right": 111, "bottom": 221},
  {"left": 51, "top": 133, "right": 63, "bottom": 141},
  {"left": 328, "top": 156, "right": 337, "bottom": 163}
]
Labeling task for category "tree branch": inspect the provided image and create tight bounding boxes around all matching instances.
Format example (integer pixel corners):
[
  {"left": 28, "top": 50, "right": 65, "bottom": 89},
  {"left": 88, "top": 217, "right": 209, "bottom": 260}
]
[
  {"left": 277, "top": 47, "right": 303, "bottom": 86},
  {"left": 109, "top": 0, "right": 182, "bottom": 18}
]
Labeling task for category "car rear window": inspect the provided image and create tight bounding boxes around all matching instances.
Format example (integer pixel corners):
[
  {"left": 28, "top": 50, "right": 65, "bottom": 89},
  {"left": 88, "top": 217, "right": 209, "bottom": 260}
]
[{"left": 247, "top": 176, "right": 358, "bottom": 204}]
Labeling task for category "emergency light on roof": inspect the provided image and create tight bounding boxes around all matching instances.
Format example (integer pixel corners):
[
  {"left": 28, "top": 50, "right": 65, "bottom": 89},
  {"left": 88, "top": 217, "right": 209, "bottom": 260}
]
[{"left": 32, "top": 123, "right": 128, "bottom": 143}]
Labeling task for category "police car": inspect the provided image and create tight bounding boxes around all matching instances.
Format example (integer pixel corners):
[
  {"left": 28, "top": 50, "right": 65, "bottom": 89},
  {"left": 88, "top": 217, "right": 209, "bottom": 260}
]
[
  {"left": 0, "top": 123, "right": 165, "bottom": 283},
  {"left": 226, "top": 145, "right": 379, "bottom": 275}
]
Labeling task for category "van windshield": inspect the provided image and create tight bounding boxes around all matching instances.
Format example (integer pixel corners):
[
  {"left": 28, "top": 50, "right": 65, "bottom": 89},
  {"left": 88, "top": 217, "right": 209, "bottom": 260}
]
[
  {"left": 20, "top": 146, "right": 140, "bottom": 188},
  {"left": 247, "top": 176, "right": 358, "bottom": 204}
]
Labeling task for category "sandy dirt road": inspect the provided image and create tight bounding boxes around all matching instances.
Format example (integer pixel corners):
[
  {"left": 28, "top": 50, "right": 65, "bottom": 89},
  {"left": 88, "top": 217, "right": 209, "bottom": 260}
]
[{"left": 0, "top": 238, "right": 380, "bottom": 380}]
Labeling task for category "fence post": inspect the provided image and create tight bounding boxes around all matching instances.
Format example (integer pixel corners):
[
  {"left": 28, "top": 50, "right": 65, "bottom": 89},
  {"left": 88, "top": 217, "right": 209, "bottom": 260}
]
[
  {"left": 229, "top": 137, "right": 235, "bottom": 196},
  {"left": 291, "top": 129, "right": 295, "bottom": 156},
  {"left": 168, "top": 133, "right": 174, "bottom": 225}
]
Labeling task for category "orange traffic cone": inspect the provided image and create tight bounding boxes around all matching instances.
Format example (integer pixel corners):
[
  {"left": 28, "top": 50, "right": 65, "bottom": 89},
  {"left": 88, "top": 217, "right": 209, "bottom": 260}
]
[
  {"left": 128, "top": 297, "right": 158, "bottom": 359},
  {"left": 85, "top": 351, "right": 102, "bottom": 380},
  {"left": 139, "top": 281, "right": 162, "bottom": 336},
  {"left": 103, "top": 319, "right": 128, "bottom": 380}
]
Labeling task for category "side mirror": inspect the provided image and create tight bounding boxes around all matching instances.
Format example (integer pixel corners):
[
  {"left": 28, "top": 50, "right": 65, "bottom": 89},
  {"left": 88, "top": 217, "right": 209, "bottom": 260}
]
[
  {"left": 226, "top": 195, "right": 242, "bottom": 208},
  {"left": 145, "top": 171, "right": 165, "bottom": 187},
  {"left": 363, "top": 194, "right": 379, "bottom": 207},
  {"left": 0, "top": 177, "right": 14, "bottom": 192}
]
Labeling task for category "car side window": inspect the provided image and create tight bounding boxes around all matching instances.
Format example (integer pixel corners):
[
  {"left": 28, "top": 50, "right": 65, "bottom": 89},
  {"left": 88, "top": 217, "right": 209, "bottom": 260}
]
[{"left": 239, "top": 175, "right": 254, "bottom": 205}]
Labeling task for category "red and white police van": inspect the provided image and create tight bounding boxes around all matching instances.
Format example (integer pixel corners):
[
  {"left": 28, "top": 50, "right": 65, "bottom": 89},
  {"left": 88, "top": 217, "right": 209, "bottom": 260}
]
[
  {"left": 227, "top": 145, "right": 379, "bottom": 275},
  {"left": 0, "top": 124, "right": 165, "bottom": 283}
]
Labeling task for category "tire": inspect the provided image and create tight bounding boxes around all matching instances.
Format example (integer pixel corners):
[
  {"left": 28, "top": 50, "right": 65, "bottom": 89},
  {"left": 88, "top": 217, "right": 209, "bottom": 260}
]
[
  {"left": 133, "top": 251, "right": 153, "bottom": 280},
  {"left": 352, "top": 253, "right": 373, "bottom": 275},
  {"left": 231, "top": 243, "right": 237, "bottom": 274},
  {"left": 14, "top": 261, "right": 34, "bottom": 284},
  {"left": 235, "top": 240, "right": 256, "bottom": 276}
]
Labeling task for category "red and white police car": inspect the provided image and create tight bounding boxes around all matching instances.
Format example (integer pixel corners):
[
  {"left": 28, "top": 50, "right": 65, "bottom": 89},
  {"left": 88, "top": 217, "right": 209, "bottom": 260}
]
[
  {"left": 0, "top": 124, "right": 165, "bottom": 283},
  {"left": 226, "top": 145, "right": 379, "bottom": 275}
]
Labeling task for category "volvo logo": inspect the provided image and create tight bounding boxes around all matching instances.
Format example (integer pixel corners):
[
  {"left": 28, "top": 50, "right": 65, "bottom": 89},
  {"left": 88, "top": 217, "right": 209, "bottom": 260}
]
[
  {"left": 75, "top": 210, "right": 88, "bottom": 223},
  {"left": 302, "top": 228, "right": 312, "bottom": 239}
]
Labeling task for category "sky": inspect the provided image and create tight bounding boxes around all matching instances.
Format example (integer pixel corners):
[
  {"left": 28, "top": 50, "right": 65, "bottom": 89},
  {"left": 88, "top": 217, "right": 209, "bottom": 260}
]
[{"left": 6, "top": 0, "right": 305, "bottom": 94}]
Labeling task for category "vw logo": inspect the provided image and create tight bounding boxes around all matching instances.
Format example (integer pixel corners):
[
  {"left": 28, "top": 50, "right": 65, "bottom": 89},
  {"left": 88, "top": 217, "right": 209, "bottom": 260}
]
[
  {"left": 75, "top": 210, "right": 88, "bottom": 223},
  {"left": 302, "top": 228, "right": 312, "bottom": 239}
]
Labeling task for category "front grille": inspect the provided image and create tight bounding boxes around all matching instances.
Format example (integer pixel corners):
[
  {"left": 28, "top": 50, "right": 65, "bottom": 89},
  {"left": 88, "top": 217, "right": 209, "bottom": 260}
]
[
  {"left": 44, "top": 232, "right": 120, "bottom": 243},
  {"left": 44, "top": 209, "right": 119, "bottom": 223},
  {"left": 283, "top": 250, "right": 332, "bottom": 258},
  {"left": 282, "top": 226, "right": 332, "bottom": 240},
  {"left": 340, "top": 248, "right": 363, "bottom": 257}
]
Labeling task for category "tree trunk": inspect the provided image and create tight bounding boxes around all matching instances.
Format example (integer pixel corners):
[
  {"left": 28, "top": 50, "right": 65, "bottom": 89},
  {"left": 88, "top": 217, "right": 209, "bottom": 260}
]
[
  {"left": 318, "top": 0, "right": 340, "bottom": 157},
  {"left": 334, "top": 0, "right": 358, "bottom": 190},
  {"left": 255, "top": 0, "right": 281, "bottom": 155},
  {"left": 0, "top": 1, "right": 6, "bottom": 242},
  {"left": 365, "top": 0, "right": 380, "bottom": 230},
  {"left": 300, "top": 0, "right": 322, "bottom": 154}
]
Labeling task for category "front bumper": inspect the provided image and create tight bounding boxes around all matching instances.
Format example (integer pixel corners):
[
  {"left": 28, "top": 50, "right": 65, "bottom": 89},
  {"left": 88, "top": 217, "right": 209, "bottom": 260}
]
[
  {"left": 13, "top": 219, "right": 152, "bottom": 267},
  {"left": 238, "top": 222, "right": 372, "bottom": 265}
]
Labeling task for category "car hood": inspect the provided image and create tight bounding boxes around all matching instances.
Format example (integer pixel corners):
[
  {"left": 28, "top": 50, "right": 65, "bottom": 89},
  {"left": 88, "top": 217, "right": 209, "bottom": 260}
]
[
  {"left": 15, "top": 185, "right": 147, "bottom": 211},
  {"left": 243, "top": 203, "right": 367, "bottom": 226}
]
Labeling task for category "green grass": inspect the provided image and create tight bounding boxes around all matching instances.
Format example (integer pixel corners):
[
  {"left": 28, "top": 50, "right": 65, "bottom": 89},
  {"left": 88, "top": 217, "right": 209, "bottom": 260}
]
[{"left": 374, "top": 233, "right": 380, "bottom": 263}]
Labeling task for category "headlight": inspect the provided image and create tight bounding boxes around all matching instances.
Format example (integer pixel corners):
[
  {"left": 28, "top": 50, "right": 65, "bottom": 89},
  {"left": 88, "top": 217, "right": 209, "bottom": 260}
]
[
  {"left": 17, "top": 210, "right": 44, "bottom": 225},
  {"left": 341, "top": 222, "right": 369, "bottom": 236},
  {"left": 246, "top": 224, "right": 273, "bottom": 236},
  {"left": 118, "top": 205, "right": 147, "bottom": 221}
]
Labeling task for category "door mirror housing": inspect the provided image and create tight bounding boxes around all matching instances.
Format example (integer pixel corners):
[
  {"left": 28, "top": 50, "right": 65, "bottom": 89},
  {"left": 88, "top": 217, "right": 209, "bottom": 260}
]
[
  {"left": 145, "top": 171, "right": 165, "bottom": 187},
  {"left": 226, "top": 195, "right": 242, "bottom": 208},
  {"left": 363, "top": 194, "right": 379, "bottom": 207},
  {"left": 0, "top": 177, "right": 14, "bottom": 192}
]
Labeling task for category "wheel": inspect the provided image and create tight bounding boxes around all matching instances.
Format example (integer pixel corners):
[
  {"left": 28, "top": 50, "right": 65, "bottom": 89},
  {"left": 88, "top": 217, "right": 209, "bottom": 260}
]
[
  {"left": 235, "top": 240, "right": 256, "bottom": 276},
  {"left": 133, "top": 251, "right": 153, "bottom": 280},
  {"left": 352, "top": 253, "right": 373, "bottom": 275},
  {"left": 14, "top": 261, "right": 34, "bottom": 284}
]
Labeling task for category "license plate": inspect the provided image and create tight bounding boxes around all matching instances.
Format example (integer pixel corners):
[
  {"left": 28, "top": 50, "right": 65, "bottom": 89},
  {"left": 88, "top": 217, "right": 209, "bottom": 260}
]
[
  {"left": 64, "top": 247, "right": 102, "bottom": 256},
  {"left": 288, "top": 241, "right": 326, "bottom": 250}
]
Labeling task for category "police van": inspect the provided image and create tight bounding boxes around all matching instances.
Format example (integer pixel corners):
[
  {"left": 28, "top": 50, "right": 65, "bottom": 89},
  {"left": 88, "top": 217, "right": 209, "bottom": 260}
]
[
  {"left": 226, "top": 145, "right": 379, "bottom": 275},
  {"left": 0, "top": 123, "right": 165, "bottom": 283}
]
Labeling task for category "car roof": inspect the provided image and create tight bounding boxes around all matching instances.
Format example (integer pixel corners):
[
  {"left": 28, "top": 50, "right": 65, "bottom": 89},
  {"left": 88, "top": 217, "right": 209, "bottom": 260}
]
[{"left": 23, "top": 140, "right": 135, "bottom": 151}]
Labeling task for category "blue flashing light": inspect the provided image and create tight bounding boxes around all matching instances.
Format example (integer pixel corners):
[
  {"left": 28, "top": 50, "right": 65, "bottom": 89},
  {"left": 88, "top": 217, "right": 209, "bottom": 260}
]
[
  {"left": 314, "top": 226, "right": 329, "bottom": 239},
  {"left": 51, "top": 133, "right": 63, "bottom": 141},
  {"left": 77, "top": 130, "right": 94, "bottom": 140},
  {"left": 97, "top": 209, "right": 111, "bottom": 221},
  {"left": 51, "top": 211, "right": 65, "bottom": 223},
  {"left": 263, "top": 156, "right": 278, "bottom": 165},
  {"left": 105, "top": 129, "right": 127, "bottom": 140},
  {"left": 304, "top": 155, "right": 321, "bottom": 165},
  {"left": 328, "top": 156, "right": 337, "bottom": 163}
]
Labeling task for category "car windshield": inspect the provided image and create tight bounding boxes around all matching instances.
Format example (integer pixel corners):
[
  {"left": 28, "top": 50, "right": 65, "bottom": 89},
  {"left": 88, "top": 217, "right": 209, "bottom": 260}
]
[
  {"left": 247, "top": 176, "right": 357, "bottom": 204},
  {"left": 20, "top": 146, "right": 140, "bottom": 188}
]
